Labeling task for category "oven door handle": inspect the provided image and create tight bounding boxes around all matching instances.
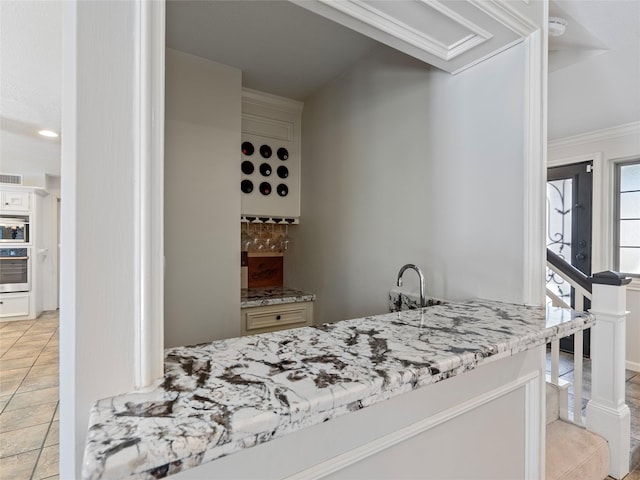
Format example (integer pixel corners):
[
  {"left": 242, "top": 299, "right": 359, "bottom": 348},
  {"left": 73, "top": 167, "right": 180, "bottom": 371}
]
[{"left": 0, "top": 256, "right": 29, "bottom": 260}]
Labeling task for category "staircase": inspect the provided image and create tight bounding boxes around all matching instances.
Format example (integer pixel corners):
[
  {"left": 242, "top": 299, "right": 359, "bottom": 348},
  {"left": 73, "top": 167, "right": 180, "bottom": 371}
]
[
  {"left": 545, "top": 250, "right": 633, "bottom": 479},
  {"left": 546, "top": 382, "right": 609, "bottom": 480}
]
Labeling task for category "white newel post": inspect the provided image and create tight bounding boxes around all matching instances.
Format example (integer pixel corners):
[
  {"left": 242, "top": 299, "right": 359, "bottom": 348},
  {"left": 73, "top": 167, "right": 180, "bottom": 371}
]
[{"left": 586, "top": 271, "right": 632, "bottom": 480}]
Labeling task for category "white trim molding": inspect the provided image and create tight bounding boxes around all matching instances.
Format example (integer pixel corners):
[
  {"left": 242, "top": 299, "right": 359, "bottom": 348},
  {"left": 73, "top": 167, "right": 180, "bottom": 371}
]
[
  {"left": 468, "top": 0, "right": 538, "bottom": 36},
  {"left": 292, "top": 0, "right": 493, "bottom": 62},
  {"left": 285, "top": 371, "right": 542, "bottom": 480},
  {"left": 521, "top": 17, "right": 548, "bottom": 306},
  {"left": 135, "top": 0, "right": 166, "bottom": 388},
  {"left": 450, "top": 37, "right": 523, "bottom": 75},
  {"left": 59, "top": 4, "right": 78, "bottom": 478},
  {"left": 242, "top": 87, "right": 304, "bottom": 114},
  {"left": 548, "top": 121, "right": 640, "bottom": 151}
]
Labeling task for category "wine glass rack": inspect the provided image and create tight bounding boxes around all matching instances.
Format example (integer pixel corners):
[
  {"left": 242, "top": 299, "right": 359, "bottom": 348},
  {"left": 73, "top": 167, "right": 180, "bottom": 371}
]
[{"left": 240, "top": 216, "right": 299, "bottom": 225}]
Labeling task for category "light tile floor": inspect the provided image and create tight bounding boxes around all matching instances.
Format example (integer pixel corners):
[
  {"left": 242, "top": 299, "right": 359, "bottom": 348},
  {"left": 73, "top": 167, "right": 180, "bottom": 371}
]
[{"left": 0, "top": 312, "right": 59, "bottom": 480}]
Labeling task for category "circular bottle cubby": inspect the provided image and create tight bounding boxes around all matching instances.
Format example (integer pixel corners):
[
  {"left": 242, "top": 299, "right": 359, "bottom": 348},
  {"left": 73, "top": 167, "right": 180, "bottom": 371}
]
[
  {"left": 277, "top": 166, "right": 288, "bottom": 179},
  {"left": 241, "top": 161, "right": 254, "bottom": 175},
  {"left": 277, "top": 147, "right": 289, "bottom": 161},
  {"left": 277, "top": 184, "right": 288, "bottom": 197},
  {"left": 259, "top": 145, "right": 272, "bottom": 158},
  {"left": 241, "top": 180, "right": 254, "bottom": 193},
  {"left": 241, "top": 142, "right": 254, "bottom": 156},
  {"left": 259, "top": 182, "right": 272, "bottom": 195},
  {"left": 259, "top": 163, "right": 272, "bottom": 176}
]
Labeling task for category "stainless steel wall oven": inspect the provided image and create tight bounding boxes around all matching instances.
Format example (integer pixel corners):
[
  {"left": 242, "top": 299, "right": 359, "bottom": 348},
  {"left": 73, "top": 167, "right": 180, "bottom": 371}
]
[
  {"left": 0, "top": 216, "right": 29, "bottom": 243},
  {"left": 0, "top": 247, "right": 30, "bottom": 293}
]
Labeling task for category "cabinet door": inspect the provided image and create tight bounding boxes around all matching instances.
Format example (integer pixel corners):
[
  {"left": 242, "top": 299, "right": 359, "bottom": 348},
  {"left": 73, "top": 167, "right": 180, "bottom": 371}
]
[
  {"left": 1, "top": 191, "right": 30, "bottom": 212},
  {"left": 0, "top": 294, "right": 30, "bottom": 318}
]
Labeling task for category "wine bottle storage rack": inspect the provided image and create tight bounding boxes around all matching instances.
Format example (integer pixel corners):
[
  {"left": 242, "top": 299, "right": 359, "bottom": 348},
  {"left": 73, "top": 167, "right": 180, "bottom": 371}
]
[
  {"left": 241, "top": 141, "right": 289, "bottom": 198},
  {"left": 241, "top": 89, "right": 301, "bottom": 219}
]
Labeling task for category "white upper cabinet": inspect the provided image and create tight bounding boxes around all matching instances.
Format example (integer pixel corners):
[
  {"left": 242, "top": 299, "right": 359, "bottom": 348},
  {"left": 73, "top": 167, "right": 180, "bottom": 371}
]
[
  {"left": 240, "top": 89, "right": 303, "bottom": 219},
  {"left": 290, "top": 0, "right": 542, "bottom": 74},
  {"left": 1, "top": 190, "right": 30, "bottom": 213}
]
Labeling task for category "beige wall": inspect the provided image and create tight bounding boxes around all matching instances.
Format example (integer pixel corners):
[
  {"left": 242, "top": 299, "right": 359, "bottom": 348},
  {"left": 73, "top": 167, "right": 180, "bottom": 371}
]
[
  {"left": 286, "top": 44, "right": 527, "bottom": 324},
  {"left": 164, "top": 49, "right": 241, "bottom": 347}
]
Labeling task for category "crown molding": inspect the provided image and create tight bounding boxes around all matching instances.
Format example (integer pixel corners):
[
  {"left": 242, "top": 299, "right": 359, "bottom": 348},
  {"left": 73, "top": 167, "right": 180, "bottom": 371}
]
[
  {"left": 468, "top": 0, "right": 538, "bottom": 37},
  {"left": 451, "top": 37, "right": 523, "bottom": 75},
  {"left": 290, "top": 0, "right": 495, "bottom": 66},
  {"left": 242, "top": 88, "right": 304, "bottom": 114},
  {"left": 548, "top": 121, "right": 640, "bottom": 151}
]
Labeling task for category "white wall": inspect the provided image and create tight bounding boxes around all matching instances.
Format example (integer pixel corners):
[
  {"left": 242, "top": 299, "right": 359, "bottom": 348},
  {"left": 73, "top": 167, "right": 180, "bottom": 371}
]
[
  {"left": 60, "top": 1, "right": 140, "bottom": 477},
  {"left": 547, "top": 0, "right": 640, "bottom": 141},
  {"left": 286, "top": 44, "right": 527, "bottom": 324},
  {"left": 40, "top": 174, "right": 60, "bottom": 312},
  {"left": 548, "top": 44, "right": 640, "bottom": 141},
  {"left": 548, "top": 123, "right": 640, "bottom": 371},
  {"left": 549, "top": 43, "right": 640, "bottom": 139},
  {"left": 627, "top": 289, "right": 640, "bottom": 372},
  {"left": 164, "top": 49, "right": 241, "bottom": 347}
]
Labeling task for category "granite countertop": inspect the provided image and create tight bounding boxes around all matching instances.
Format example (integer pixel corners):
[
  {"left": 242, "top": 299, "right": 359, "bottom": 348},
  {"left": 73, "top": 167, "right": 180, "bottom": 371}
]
[
  {"left": 240, "top": 286, "right": 316, "bottom": 308},
  {"left": 388, "top": 287, "right": 446, "bottom": 312},
  {"left": 82, "top": 299, "right": 594, "bottom": 480}
]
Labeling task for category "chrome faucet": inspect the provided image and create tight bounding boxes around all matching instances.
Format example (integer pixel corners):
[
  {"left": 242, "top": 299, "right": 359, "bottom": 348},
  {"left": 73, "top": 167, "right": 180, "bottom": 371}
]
[{"left": 397, "top": 264, "right": 426, "bottom": 308}]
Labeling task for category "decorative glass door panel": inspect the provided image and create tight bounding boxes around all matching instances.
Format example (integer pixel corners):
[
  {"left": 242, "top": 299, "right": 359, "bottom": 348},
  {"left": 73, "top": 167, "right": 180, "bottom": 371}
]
[
  {"left": 546, "top": 178, "right": 573, "bottom": 305},
  {"left": 546, "top": 161, "right": 593, "bottom": 356}
]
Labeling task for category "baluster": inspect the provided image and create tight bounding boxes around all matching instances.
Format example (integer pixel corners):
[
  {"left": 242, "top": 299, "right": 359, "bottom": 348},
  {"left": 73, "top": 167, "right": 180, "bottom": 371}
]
[
  {"left": 550, "top": 339, "right": 560, "bottom": 385},
  {"left": 575, "top": 292, "right": 584, "bottom": 312},
  {"left": 573, "top": 329, "right": 584, "bottom": 426}
]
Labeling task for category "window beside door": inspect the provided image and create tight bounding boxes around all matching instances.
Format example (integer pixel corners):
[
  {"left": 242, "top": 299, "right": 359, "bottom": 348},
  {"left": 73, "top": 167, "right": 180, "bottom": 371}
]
[{"left": 614, "top": 159, "right": 640, "bottom": 277}]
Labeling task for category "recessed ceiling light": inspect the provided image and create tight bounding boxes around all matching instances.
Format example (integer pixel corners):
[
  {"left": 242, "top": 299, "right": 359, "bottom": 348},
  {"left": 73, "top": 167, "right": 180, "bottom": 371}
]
[{"left": 38, "top": 129, "right": 59, "bottom": 138}]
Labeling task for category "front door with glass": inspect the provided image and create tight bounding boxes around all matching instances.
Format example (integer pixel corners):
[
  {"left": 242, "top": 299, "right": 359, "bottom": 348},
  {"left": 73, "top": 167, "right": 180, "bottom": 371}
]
[{"left": 547, "top": 161, "right": 593, "bottom": 355}]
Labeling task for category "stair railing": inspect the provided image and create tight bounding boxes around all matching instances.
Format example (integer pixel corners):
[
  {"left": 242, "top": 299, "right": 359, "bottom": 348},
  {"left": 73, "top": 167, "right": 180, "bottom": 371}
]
[
  {"left": 546, "top": 248, "right": 632, "bottom": 479},
  {"left": 546, "top": 249, "right": 592, "bottom": 426}
]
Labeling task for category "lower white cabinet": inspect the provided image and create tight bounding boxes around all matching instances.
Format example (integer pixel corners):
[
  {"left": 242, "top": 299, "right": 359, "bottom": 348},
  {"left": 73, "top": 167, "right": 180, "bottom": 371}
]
[
  {"left": 241, "top": 301, "right": 313, "bottom": 335},
  {"left": 0, "top": 293, "right": 30, "bottom": 318}
]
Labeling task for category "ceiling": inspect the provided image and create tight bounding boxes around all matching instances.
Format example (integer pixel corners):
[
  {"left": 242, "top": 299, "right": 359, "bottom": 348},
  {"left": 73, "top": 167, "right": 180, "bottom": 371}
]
[
  {"left": 548, "top": 0, "right": 640, "bottom": 72},
  {"left": 1, "top": 0, "right": 62, "bottom": 181},
  {"left": 166, "top": 0, "right": 381, "bottom": 101},
  {"left": 1, "top": 0, "right": 638, "bottom": 180},
  {"left": 547, "top": 0, "right": 640, "bottom": 139}
]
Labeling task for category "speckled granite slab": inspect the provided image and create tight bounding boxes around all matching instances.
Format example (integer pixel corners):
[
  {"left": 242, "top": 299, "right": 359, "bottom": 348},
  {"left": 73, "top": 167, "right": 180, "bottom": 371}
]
[
  {"left": 82, "top": 300, "right": 594, "bottom": 480},
  {"left": 240, "top": 286, "right": 315, "bottom": 308},
  {"left": 388, "top": 288, "right": 445, "bottom": 312}
]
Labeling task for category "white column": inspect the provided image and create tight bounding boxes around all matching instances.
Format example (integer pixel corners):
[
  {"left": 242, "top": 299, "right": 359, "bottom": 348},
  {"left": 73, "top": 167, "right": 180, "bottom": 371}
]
[
  {"left": 586, "top": 271, "right": 631, "bottom": 480},
  {"left": 60, "top": 1, "right": 164, "bottom": 477}
]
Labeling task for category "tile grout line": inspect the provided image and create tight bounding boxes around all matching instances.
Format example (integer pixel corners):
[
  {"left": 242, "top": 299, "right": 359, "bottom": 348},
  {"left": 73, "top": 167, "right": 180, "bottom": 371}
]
[
  {"left": 0, "top": 316, "right": 60, "bottom": 478},
  {"left": 0, "top": 325, "right": 55, "bottom": 416},
  {"left": 0, "top": 326, "right": 30, "bottom": 417},
  {"left": 28, "top": 404, "right": 57, "bottom": 480},
  {"left": 0, "top": 319, "right": 59, "bottom": 476},
  {"left": 28, "top": 318, "right": 60, "bottom": 480}
]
